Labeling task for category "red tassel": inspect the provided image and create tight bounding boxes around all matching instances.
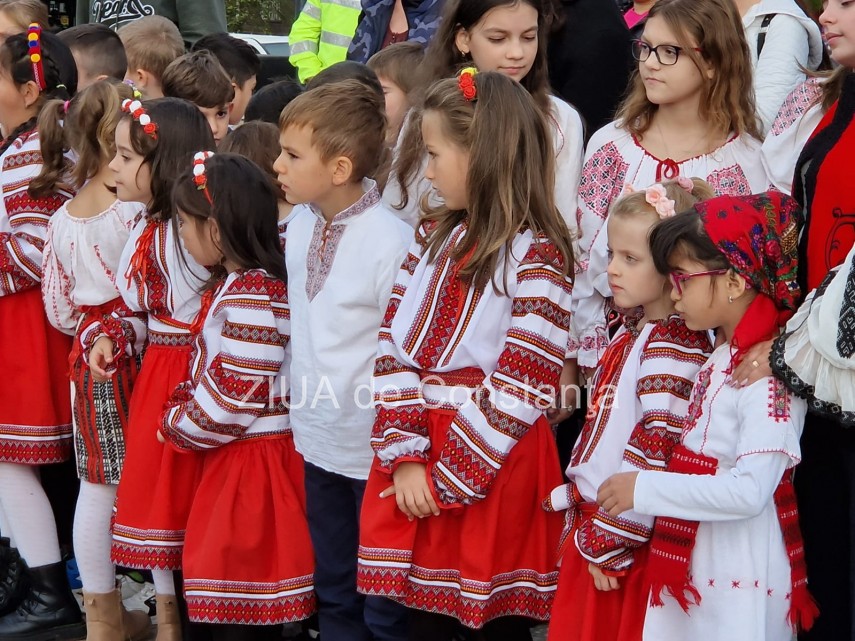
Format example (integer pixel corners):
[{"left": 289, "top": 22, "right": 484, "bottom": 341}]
[
  {"left": 649, "top": 580, "right": 702, "bottom": 612},
  {"left": 788, "top": 586, "right": 820, "bottom": 632}
]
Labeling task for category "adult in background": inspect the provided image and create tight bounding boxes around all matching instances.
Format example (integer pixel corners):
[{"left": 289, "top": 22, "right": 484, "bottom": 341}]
[
  {"left": 74, "top": 0, "right": 226, "bottom": 47},
  {"left": 347, "top": 0, "right": 443, "bottom": 63},
  {"left": 547, "top": 0, "right": 633, "bottom": 139}
]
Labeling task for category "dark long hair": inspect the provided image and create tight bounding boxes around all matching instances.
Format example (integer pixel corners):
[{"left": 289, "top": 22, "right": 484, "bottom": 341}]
[
  {"left": 123, "top": 97, "right": 215, "bottom": 221},
  {"left": 0, "top": 29, "right": 76, "bottom": 161},
  {"left": 649, "top": 209, "right": 729, "bottom": 275},
  {"left": 172, "top": 153, "right": 286, "bottom": 284}
]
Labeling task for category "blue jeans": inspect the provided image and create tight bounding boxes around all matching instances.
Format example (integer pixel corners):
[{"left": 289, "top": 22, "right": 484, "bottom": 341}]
[{"left": 303, "top": 462, "right": 408, "bottom": 641}]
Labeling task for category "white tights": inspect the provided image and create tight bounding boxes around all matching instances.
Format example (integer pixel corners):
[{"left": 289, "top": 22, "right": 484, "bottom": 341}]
[
  {"left": 0, "top": 463, "right": 61, "bottom": 568},
  {"left": 73, "top": 480, "right": 117, "bottom": 593}
]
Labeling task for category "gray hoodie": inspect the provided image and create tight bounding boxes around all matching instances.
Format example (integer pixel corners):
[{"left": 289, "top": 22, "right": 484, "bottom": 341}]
[{"left": 76, "top": 0, "right": 227, "bottom": 46}]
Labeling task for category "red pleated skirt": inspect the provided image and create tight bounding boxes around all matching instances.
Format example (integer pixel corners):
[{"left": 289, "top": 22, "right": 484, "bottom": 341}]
[
  {"left": 0, "top": 287, "right": 72, "bottom": 464},
  {"left": 357, "top": 408, "right": 564, "bottom": 629},
  {"left": 547, "top": 505, "right": 648, "bottom": 641},
  {"left": 182, "top": 435, "right": 316, "bottom": 625},
  {"left": 111, "top": 340, "right": 203, "bottom": 570}
]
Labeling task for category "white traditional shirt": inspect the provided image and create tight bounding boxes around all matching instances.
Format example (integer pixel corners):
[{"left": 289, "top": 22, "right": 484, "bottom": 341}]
[
  {"left": 286, "top": 180, "right": 412, "bottom": 479},
  {"left": 42, "top": 200, "right": 143, "bottom": 334},
  {"left": 162, "top": 269, "right": 291, "bottom": 450},
  {"left": 372, "top": 223, "right": 573, "bottom": 505},
  {"left": 761, "top": 77, "right": 825, "bottom": 195},
  {"left": 547, "top": 316, "right": 711, "bottom": 571},
  {"left": 633, "top": 344, "right": 806, "bottom": 641},
  {"left": 79, "top": 213, "right": 208, "bottom": 359},
  {"left": 0, "top": 131, "right": 73, "bottom": 298},
  {"left": 571, "top": 124, "right": 766, "bottom": 367},
  {"left": 743, "top": 0, "right": 823, "bottom": 133}
]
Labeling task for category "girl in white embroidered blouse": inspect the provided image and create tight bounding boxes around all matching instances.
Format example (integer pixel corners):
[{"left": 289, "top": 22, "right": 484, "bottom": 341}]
[
  {"left": 571, "top": 0, "right": 768, "bottom": 372},
  {"left": 39, "top": 79, "right": 150, "bottom": 640},
  {"left": 357, "top": 70, "right": 574, "bottom": 639},
  {"left": 545, "top": 178, "right": 714, "bottom": 641}
]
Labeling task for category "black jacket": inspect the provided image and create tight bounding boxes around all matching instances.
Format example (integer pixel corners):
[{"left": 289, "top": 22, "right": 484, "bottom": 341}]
[{"left": 548, "top": 0, "right": 634, "bottom": 140}]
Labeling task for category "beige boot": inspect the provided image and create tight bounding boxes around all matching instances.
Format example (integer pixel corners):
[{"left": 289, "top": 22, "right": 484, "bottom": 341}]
[
  {"left": 83, "top": 590, "right": 151, "bottom": 641},
  {"left": 154, "top": 594, "right": 182, "bottom": 641}
]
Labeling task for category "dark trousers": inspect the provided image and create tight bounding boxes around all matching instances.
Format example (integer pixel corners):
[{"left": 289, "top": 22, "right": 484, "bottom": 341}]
[
  {"left": 408, "top": 610, "right": 533, "bottom": 641},
  {"left": 797, "top": 414, "right": 855, "bottom": 641},
  {"left": 304, "top": 461, "right": 408, "bottom": 641}
]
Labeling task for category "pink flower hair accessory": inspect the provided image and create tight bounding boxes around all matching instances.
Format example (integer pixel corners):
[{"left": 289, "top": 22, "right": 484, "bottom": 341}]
[
  {"left": 644, "top": 183, "right": 677, "bottom": 219},
  {"left": 676, "top": 176, "right": 694, "bottom": 192}
]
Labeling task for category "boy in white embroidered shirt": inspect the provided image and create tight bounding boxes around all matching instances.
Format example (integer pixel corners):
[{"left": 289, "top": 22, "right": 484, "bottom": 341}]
[{"left": 274, "top": 79, "right": 412, "bottom": 641}]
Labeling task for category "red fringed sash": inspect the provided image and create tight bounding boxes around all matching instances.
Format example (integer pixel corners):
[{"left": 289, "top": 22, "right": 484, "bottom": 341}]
[{"left": 646, "top": 445, "right": 818, "bottom": 632}]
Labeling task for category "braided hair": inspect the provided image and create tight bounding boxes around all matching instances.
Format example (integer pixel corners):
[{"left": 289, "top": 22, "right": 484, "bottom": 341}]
[{"left": 0, "top": 30, "right": 76, "bottom": 160}]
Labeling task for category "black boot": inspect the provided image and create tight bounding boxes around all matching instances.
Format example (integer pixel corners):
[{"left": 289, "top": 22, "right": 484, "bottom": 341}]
[
  {"left": 0, "top": 560, "right": 85, "bottom": 640},
  {"left": 0, "top": 538, "right": 29, "bottom": 616}
]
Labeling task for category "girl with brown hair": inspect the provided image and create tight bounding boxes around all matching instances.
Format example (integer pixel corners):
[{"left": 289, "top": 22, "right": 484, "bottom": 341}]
[
  {"left": 385, "top": 0, "right": 584, "bottom": 232},
  {"left": 40, "top": 79, "right": 152, "bottom": 641},
  {"left": 357, "top": 70, "right": 573, "bottom": 640},
  {"left": 571, "top": 0, "right": 766, "bottom": 371}
]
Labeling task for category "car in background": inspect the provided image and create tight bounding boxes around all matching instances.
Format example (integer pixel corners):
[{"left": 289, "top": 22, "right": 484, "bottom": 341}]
[{"left": 230, "top": 33, "right": 290, "bottom": 57}]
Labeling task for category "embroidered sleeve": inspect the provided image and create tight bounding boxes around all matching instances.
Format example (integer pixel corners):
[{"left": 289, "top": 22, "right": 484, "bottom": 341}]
[
  {"left": 571, "top": 137, "right": 628, "bottom": 367},
  {"left": 371, "top": 250, "right": 431, "bottom": 470},
  {"left": 78, "top": 307, "right": 147, "bottom": 364},
  {"left": 41, "top": 223, "right": 77, "bottom": 334},
  {"left": 734, "top": 376, "right": 805, "bottom": 466},
  {"left": 430, "top": 239, "right": 573, "bottom": 505},
  {"left": 161, "top": 276, "right": 290, "bottom": 451},
  {"left": 577, "top": 321, "right": 712, "bottom": 571},
  {"left": 0, "top": 145, "right": 71, "bottom": 296}
]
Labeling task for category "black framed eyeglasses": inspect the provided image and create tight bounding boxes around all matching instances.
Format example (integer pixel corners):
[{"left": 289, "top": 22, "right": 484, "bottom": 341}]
[{"left": 631, "top": 40, "right": 702, "bottom": 66}]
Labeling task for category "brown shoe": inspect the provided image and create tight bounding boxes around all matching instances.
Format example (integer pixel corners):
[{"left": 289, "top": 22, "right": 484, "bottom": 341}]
[
  {"left": 84, "top": 589, "right": 151, "bottom": 640},
  {"left": 154, "top": 594, "right": 181, "bottom": 641}
]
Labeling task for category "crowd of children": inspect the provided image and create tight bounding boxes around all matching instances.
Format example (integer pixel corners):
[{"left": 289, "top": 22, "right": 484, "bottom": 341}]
[{"left": 0, "top": 0, "right": 852, "bottom": 640}]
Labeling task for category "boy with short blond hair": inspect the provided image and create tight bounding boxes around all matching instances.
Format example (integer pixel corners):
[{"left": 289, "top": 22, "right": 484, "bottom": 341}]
[
  {"left": 273, "top": 80, "right": 410, "bottom": 640},
  {"left": 162, "top": 51, "right": 235, "bottom": 144},
  {"left": 119, "top": 15, "right": 184, "bottom": 99}
]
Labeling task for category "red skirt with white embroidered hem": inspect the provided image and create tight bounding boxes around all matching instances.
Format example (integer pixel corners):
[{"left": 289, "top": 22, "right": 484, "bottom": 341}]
[
  {"left": 182, "top": 434, "right": 316, "bottom": 625},
  {"left": 357, "top": 408, "right": 564, "bottom": 629},
  {"left": 111, "top": 335, "right": 203, "bottom": 570},
  {"left": 547, "top": 504, "right": 648, "bottom": 641},
  {"left": 0, "top": 287, "right": 72, "bottom": 464}
]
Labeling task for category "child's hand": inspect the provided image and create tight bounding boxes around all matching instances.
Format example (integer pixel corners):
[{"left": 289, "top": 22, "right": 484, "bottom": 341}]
[
  {"left": 729, "top": 339, "right": 774, "bottom": 388},
  {"left": 588, "top": 563, "right": 620, "bottom": 591},
  {"left": 548, "top": 358, "right": 579, "bottom": 426},
  {"left": 156, "top": 430, "right": 166, "bottom": 444},
  {"left": 88, "top": 337, "right": 115, "bottom": 383},
  {"left": 597, "top": 472, "right": 639, "bottom": 517},
  {"left": 379, "top": 462, "right": 440, "bottom": 521}
]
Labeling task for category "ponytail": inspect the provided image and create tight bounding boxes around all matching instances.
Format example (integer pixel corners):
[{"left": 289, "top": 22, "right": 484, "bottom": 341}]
[{"left": 29, "top": 99, "right": 70, "bottom": 198}]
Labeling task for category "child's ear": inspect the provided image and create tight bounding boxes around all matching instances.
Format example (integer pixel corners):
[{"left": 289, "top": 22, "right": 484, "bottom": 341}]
[
  {"left": 454, "top": 27, "right": 471, "bottom": 57},
  {"left": 726, "top": 270, "right": 751, "bottom": 300},
  {"left": 20, "top": 80, "right": 40, "bottom": 108},
  {"left": 331, "top": 155, "right": 354, "bottom": 186}
]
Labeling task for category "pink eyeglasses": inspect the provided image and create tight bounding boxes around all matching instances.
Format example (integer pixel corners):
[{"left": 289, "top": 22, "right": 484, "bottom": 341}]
[{"left": 669, "top": 269, "right": 728, "bottom": 296}]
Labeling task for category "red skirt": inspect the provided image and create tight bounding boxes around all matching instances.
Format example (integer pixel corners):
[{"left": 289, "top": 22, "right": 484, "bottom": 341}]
[
  {"left": 0, "top": 287, "right": 72, "bottom": 464},
  {"left": 547, "top": 505, "right": 648, "bottom": 641},
  {"left": 182, "top": 435, "right": 316, "bottom": 625},
  {"left": 357, "top": 408, "right": 564, "bottom": 629},
  {"left": 111, "top": 340, "right": 203, "bottom": 570}
]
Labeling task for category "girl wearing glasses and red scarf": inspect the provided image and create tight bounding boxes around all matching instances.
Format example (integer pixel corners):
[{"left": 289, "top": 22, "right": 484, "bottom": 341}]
[{"left": 597, "top": 192, "right": 818, "bottom": 641}]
